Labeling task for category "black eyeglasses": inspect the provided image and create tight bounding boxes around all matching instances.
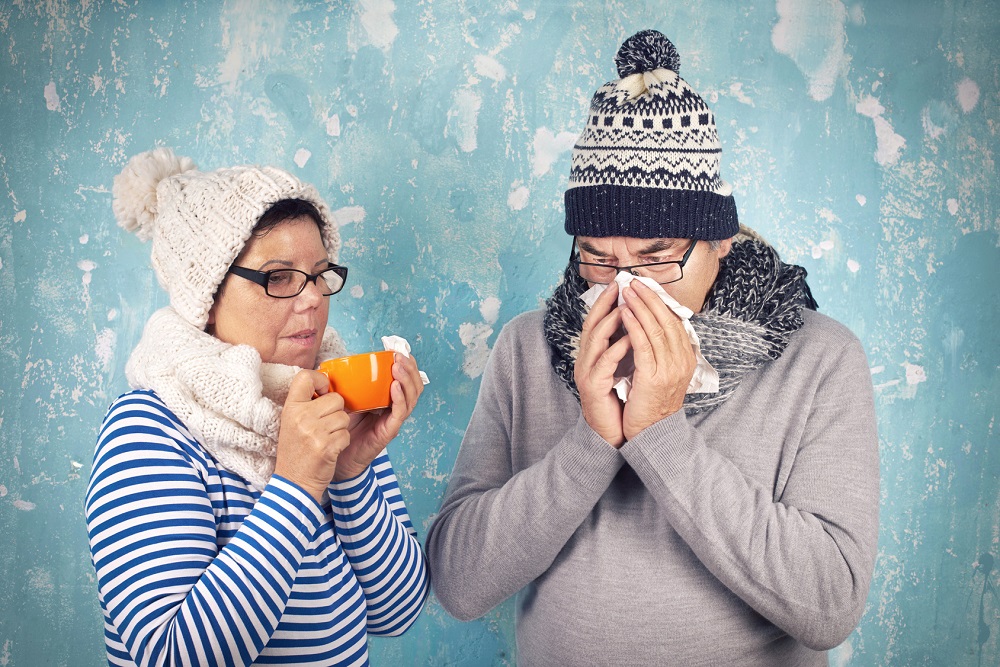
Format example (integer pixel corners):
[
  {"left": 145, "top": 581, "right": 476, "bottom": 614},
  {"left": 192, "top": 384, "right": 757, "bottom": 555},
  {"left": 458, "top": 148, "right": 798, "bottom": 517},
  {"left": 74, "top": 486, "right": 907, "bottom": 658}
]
[
  {"left": 570, "top": 238, "right": 698, "bottom": 285},
  {"left": 227, "top": 263, "right": 349, "bottom": 298}
]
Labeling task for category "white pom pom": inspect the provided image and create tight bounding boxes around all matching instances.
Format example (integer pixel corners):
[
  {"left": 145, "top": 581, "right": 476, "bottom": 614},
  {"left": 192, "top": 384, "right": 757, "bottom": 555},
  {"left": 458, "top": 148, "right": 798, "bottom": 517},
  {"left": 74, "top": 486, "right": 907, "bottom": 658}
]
[{"left": 112, "top": 147, "right": 196, "bottom": 241}]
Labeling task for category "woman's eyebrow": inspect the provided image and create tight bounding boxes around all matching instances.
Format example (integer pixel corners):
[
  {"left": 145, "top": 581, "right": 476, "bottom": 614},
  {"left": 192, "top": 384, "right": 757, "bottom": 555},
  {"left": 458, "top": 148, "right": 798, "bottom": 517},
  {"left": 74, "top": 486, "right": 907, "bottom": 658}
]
[{"left": 254, "top": 258, "right": 330, "bottom": 271}]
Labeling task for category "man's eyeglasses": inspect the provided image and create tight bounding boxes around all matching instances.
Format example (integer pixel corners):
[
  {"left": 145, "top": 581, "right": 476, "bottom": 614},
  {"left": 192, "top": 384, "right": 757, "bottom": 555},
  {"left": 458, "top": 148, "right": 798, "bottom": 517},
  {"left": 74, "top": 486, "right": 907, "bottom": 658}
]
[
  {"left": 570, "top": 238, "right": 697, "bottom": 285},
  {"left": 227, "top": 263, "right": 349, "bottom": 298}
]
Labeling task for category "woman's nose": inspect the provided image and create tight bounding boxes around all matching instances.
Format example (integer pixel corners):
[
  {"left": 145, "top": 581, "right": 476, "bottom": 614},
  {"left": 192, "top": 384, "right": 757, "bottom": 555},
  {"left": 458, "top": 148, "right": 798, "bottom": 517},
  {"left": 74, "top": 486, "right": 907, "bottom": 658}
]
[{"left": 295, "top": 277, "right": 326, "bottom": 307}]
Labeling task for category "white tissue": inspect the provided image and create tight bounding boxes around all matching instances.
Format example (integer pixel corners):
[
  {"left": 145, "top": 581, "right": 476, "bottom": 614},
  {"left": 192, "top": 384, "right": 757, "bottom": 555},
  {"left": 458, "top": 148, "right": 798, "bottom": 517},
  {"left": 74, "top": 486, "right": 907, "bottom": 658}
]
[
  {"left": 381, "top": 335, "right": 431, "bottom": 385},
  {"left": 579, "top": 272, "right": 718, "bottom": 401}
]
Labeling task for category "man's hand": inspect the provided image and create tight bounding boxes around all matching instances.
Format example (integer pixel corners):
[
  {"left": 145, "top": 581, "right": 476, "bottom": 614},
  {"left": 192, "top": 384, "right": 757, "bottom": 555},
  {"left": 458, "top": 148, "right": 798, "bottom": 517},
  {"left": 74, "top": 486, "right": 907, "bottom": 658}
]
[
  {"left": 620, "top": 280, "right": 696, "bottom": 440},
  {"left": 333, "top": 352, "right": 425, "bottom": 481},
  {"left": 274, "top": 370, "right": 352, "bottom": 502},
  {"left": 575, "top": 284, "right": 632, "bottom": 447}
]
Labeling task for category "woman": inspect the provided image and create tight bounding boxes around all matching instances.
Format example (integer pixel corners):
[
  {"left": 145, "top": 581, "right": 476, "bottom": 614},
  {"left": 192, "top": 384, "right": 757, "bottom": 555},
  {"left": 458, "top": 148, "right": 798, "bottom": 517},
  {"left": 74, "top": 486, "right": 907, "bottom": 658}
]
[{"left": 85, "top": 148, "right": 428, "bottom": 666}]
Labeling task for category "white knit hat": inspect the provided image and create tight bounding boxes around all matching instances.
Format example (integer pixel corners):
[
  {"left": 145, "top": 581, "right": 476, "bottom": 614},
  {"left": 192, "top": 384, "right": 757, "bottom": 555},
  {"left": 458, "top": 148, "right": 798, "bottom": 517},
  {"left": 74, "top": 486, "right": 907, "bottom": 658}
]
[{"left": 112, "top": 147, "right": 341, "bottom": 329}]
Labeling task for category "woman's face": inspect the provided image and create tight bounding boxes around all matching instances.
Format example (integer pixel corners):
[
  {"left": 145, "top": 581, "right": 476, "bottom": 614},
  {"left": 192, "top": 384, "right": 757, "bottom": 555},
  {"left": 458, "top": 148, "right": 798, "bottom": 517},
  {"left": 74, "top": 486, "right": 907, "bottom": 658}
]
[{"left": 208, "top": 216, "right": 331, "bottom": 368}]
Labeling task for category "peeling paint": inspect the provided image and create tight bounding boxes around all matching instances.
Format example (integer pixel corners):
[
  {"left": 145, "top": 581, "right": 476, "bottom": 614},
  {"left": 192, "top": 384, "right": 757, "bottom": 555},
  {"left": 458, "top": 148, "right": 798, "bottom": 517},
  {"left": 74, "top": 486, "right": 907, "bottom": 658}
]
[{"left": 1, "top": 2, "right": 998, "bottom": 665}]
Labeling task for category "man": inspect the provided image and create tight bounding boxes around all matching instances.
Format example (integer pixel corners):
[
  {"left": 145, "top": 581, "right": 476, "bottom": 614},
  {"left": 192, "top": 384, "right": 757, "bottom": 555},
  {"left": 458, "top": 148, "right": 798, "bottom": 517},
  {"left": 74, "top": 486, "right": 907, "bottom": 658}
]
[{"left": 426, "top": 30, "right": 879, "bottom": 666}]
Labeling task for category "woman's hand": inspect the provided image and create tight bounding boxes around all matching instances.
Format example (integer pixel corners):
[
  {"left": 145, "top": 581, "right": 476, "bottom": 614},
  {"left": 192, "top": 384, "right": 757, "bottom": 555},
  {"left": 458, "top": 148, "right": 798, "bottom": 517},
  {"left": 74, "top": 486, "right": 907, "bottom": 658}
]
[
  {"left": 333, "top": 353, "right": 425, "bottom": 481},
  {"left": 274, "top": 370, "right": 352, "bottom": 502}
]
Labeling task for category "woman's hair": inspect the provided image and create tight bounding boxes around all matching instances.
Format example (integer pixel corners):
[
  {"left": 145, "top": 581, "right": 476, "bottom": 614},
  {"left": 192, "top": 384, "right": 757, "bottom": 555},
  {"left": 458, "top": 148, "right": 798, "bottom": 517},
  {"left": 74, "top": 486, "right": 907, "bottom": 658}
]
[
  {"left": 252, "top": 198, "right": 325, "bottom": 238},
  {"left": 208, "top": 199, "right": 329, "bottom": 318}
]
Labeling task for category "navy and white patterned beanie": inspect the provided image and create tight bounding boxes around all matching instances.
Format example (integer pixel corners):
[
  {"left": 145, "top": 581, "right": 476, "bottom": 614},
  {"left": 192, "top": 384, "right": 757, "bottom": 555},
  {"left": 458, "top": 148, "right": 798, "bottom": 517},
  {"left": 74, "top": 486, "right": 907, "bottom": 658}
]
[{"left": 565, "top": 29, "right": 739, "bottom": 241}]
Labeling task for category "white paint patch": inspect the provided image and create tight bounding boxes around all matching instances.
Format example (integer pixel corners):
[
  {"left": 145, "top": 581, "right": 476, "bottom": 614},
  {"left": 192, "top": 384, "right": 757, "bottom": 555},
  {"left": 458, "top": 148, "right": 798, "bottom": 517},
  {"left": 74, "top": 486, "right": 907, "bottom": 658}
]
[
  {"left": 847, "top": 3, "right": 865, "bottom": 24},
  {"left": 107, "top": 308, "right": 119, "bottom": 321},
  {"left": 820, "top": 239, "right": 835, "bottom": 251},
  {"left": 771, "top": 0, "right": 848, "bottom": 101},
  {"left": 380, "top": 280, "right": 388, "bottom": 291},
  {"left": 293, "top": 148, "right": 311, "bottom": 168},
  {"left": 14, "top": 210, "right": 26, "bottom": 223},
  {"left": 855, "top": 95, "right": 885, "bottom": 118},
  {"left": 350, "top": 285, "right": 364, "bottom": 298},
  {"left": 830, "top": 639, "right": 854, "bottom": 667},
  {"left": 332, "top": 205, "right": 366, "bottom": 227},
  {"left": 0, "top": 484, "right": 6, "bottom": 497},
  {"left": 856, "top": 194, "right": 866, "bottom": 206},
  {"left": 358, "top": 0, "right": 398, "bottom": 50},
  {"left": 872, "top": 116, "right": 906, "bottom": 166},
  {"left": 95, "top": 328, "right": 116, "bottom": 371},
  {"left": 44, "top": 81, "right": 61, "bottom": 111},
  {"left": 448, "top": 88, "right": 482, "bottom": 153},
  {"left": 946, "top": 198, "right": 959, "bottom": 215},
  {"left": 729, "top": 82, "right": 754, "bottom": 106},
  {"left": 326, "top": 113, "right": 341, "bottom": 137},
  {"left": 13, "top": 499, "right": 36, "bottom": 511},
  {"left": 27, "top": 567, "right": 55, "bottom": 596},
  {"left": 508, "top": 185, "right": 530, "bottom": 211},
  {"left": 532, "top": 127, "right": 577, "bottom": 177},
  {"left": 79, "top": 234, "right": 89, "bottom": 244},
  {"left": 921, "top": 105, "right": 946, "bottom": 140},
  {"left": 474, "top": 54, "right": 507, "bottom": 82},
  {"left": 811, "top": 245, "right": 823, "bottom": 259},
  {"left": 479, "top": 297, "right": 501, "bottom": 325},
  {"left": 458, "top": 322, "right": 493, "bottom": 378},
  {"left": 217, "top": 2, "right": 288, "bottom": 89},
  {"left": 903, "top": 362, "right": 927, "bottom": 385},
  {"left": 78, "top": 259, "right": 97, "bottom": 272},
  {"left": 857, "top": 95, "right": 906, "bottom": 165},
  {"left": 956, "top": 78, "right": 980, "bottom": 113},
  {"left": 847, "top": 259, "right": 860, "bottom": 273}
]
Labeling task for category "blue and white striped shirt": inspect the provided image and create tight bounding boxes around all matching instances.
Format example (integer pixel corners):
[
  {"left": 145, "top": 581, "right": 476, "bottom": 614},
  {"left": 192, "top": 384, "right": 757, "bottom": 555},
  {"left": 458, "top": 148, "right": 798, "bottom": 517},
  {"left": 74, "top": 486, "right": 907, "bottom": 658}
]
[{"left": 85, "top": 390, "right": 428, "bottom": 667}]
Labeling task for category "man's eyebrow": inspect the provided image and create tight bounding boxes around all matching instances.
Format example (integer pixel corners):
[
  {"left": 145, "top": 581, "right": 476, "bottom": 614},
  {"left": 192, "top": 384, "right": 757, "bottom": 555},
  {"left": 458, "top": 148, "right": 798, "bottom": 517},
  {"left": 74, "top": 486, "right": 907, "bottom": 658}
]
[
  {"left": 578, "top": 241, "right": 611, "bottom": 257},
  {"left": 638, "top": 239, "right": 682, "bottom": 255}
]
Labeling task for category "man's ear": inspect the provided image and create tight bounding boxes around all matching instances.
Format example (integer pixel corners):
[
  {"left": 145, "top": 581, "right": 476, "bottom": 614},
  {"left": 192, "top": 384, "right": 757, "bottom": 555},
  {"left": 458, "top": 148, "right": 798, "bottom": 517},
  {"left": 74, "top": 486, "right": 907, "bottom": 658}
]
[{"left": 717, "top": 237, "right": 733, "bottom": 259}]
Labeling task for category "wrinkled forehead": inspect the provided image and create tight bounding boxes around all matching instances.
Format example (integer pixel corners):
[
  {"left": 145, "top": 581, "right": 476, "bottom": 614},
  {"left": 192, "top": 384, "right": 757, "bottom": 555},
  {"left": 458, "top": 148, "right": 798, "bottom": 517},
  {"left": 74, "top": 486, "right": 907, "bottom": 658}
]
[{"left": 576, "top": 235, "right": 690, "bottom": 256}]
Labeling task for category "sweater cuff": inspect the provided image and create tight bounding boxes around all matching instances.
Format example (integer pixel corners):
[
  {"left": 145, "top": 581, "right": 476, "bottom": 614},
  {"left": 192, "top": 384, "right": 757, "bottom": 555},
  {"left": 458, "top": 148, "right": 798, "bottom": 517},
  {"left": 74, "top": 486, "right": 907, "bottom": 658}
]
[
  {"left": 261, "top": 475, "right": 327, "bottom": 543},
  {"left": 328, "top": 464, "right": 378, "bottom": 517},
  {"left": 554, "top": 416, "right": 626, "bottom": 492},
  {"left": 619, "top": 410, "right": 700, "bottom": 481}
]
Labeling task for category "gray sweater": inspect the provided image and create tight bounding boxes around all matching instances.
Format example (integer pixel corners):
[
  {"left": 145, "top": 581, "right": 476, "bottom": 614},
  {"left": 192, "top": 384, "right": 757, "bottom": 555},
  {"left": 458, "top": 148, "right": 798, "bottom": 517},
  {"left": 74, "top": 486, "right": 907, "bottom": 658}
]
[{"left": 426, "top": 308, "right": 879, "bottom": 666}]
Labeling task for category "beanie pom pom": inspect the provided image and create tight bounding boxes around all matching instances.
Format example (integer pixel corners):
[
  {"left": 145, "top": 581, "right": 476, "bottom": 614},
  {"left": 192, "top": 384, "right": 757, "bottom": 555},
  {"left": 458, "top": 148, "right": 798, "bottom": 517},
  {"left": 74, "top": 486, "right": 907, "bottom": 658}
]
[
  {"left": 615, "top": 29, "right": 681, "bottom": 78},
  {"left": 112, "top": 147, "right": 196, "bottom": 241}
]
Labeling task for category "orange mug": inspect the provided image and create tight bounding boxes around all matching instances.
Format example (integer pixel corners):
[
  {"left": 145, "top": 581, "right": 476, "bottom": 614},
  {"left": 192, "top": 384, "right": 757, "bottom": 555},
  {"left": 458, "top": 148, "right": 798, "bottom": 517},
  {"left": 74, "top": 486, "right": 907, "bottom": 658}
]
[{"left": 317, "top": 351, "right": 395, "bottom": 412}]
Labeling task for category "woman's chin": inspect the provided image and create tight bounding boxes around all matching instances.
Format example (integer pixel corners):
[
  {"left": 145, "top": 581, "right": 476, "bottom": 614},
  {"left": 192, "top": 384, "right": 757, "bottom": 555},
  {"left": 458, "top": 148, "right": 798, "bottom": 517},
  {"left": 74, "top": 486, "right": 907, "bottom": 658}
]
[{"left": 268, "top": 345, "right": 320, "bottom": 369}]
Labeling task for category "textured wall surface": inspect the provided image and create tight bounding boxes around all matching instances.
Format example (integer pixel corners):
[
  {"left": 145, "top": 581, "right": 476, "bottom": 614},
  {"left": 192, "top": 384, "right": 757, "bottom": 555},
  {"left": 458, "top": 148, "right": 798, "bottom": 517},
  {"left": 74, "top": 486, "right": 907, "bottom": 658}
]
[{"left": 1, "top": 1, "right": 998, "bottom": 665}]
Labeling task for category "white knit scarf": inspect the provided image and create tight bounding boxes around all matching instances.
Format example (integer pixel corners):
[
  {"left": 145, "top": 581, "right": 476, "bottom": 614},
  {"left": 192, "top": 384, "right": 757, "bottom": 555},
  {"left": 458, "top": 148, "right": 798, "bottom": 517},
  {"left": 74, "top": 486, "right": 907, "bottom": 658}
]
[{"left": 125, "top": 307, "right": 347, "bottom": 490}]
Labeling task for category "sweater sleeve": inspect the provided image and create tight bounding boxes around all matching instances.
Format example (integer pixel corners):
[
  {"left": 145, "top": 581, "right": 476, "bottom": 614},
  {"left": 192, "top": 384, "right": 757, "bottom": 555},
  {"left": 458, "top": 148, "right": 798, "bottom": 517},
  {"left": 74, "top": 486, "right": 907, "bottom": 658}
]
[
  {"left": 425, "top": 322, "right": 625, "bottom": 622},
  {"left": 327, "top": 451, "right": 429, "bottom": 636},
  {"left": 618, "top": 333, "right": 880, "bottom": 651},
  {"left": 84, "top": 393, "right": 326, "bottom": 667}
]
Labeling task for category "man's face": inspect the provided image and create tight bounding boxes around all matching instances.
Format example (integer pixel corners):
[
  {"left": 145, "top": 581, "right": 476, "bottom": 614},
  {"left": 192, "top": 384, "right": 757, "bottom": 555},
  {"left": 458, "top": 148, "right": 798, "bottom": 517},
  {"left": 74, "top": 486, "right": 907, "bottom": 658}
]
[{"left": 575, "top": 235, "right": 733, "bottom": 312}]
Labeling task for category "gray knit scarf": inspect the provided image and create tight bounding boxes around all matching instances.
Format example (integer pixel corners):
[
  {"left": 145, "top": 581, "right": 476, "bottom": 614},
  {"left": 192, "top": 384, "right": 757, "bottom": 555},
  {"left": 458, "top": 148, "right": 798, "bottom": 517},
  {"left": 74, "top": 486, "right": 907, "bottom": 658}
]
[{"left": 543, "top": 228, "right": 818, "bottom": 414}]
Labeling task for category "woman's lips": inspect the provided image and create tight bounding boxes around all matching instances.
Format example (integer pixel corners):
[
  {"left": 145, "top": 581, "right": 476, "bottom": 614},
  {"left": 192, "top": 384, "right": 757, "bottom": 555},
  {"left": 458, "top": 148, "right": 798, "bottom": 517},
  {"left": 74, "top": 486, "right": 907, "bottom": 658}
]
[{"left": 286, "top": 330, "right": 318, "bottom": 347}]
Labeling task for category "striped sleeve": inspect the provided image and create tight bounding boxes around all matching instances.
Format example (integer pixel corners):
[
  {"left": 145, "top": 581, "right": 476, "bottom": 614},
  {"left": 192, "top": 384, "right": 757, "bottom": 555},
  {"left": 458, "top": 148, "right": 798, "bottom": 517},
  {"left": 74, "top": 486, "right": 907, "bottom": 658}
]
[
  {"left": 85, "top": 393, "right": 325, "bottom": 667},
  {"left": 328, "top": 452, "right": 429, "bottom": 636}
]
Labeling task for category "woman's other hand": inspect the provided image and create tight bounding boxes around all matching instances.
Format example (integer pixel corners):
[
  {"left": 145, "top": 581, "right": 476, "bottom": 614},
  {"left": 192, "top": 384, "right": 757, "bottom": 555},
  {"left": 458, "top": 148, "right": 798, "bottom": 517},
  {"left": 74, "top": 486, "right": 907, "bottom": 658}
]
[
  {"left": 274, "top": 370, "right": 351, "bottom": 502},
  {"left": 334, "top": 353, "right": 424, "bottom": 481}
]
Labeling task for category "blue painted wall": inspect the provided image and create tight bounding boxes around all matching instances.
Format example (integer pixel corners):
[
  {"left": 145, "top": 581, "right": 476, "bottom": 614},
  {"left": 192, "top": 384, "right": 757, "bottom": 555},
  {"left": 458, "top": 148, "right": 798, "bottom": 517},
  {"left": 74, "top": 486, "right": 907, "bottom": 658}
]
[{"left": 1, "top": 1, "right": 997, "bottom": 665}]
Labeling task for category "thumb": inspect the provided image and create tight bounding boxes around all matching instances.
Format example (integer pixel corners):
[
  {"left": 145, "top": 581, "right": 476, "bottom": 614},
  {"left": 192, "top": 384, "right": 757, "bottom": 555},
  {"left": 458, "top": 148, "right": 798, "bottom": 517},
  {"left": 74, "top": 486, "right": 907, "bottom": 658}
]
[{"left": 287, "top": 369, "right": 330, "bottom": 403}]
